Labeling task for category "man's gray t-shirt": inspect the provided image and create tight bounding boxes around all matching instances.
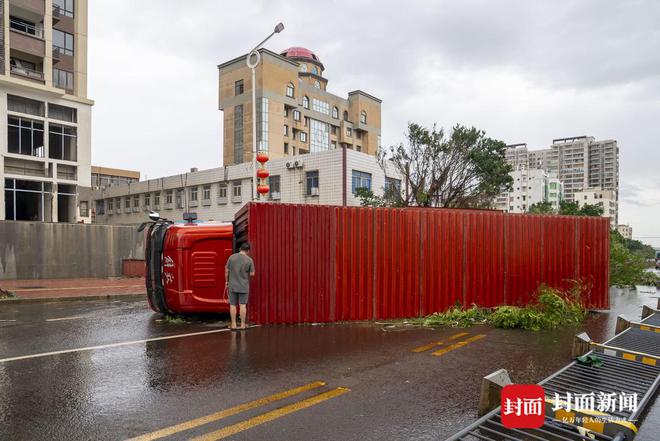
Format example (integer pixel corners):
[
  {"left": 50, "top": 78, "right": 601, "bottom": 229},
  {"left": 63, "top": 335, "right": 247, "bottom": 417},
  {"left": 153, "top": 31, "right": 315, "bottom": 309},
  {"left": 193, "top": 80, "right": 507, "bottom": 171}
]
[{"left": 226, "top": 253, "right": 255, "bottom": 293}]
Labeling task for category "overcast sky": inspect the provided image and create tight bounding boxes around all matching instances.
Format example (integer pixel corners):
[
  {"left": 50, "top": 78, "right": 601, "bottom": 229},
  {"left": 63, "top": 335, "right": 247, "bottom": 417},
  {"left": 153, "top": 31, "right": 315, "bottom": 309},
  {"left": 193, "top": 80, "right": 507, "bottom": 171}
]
[{"left": 88, "top": 0, "right": 660, "bottom": 246}]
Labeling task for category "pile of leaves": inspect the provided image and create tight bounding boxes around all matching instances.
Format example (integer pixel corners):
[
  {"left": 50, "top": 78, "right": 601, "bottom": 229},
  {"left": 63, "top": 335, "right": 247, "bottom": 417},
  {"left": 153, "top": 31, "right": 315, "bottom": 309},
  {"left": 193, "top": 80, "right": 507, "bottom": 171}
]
[{"left": 422, "top": 285, "right": 587, "bottom": 331}]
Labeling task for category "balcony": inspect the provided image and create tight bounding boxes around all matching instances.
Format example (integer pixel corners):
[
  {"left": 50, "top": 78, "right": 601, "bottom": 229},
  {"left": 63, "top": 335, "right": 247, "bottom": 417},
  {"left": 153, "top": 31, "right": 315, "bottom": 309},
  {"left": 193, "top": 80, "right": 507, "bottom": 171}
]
[
  {"left": 10, "top": 58, "right": 44, "bottom": 81},
  {"left": 10, "top": 17, "right": 43, "bottom": 38}
]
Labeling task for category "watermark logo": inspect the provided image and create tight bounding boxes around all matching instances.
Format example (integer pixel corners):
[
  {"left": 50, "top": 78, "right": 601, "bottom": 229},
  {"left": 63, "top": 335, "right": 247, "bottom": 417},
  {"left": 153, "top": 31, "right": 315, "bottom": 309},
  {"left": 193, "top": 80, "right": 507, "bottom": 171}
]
[
  {"left": 551, "top": 392, "right": 638, "bottom": 414},
  {"left": 501, "top": 384, "right": 545, "bottom": 428}
]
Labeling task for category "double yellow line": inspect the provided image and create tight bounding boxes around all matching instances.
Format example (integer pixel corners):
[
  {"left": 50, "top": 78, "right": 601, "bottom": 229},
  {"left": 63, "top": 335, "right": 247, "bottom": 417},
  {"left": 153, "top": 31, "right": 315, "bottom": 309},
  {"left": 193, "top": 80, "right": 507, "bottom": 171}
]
[
  {"left": 127, "top": 381, "right": 349, "bottom": 441},
  {"left": 412, "top": 332, "right": 486, "bottom": 356}
]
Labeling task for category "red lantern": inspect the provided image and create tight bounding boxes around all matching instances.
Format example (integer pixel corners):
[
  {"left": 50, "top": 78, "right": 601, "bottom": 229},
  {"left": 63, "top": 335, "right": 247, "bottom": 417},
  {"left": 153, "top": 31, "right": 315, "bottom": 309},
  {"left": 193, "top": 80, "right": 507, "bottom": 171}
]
[
  {"left": 257, "top": 168, "right": 270, "bottom": 179},
  {"left": 256, "top": 152, "right": 269, "bottom": 163},
  {"left": 257, "top": 184, "right": 270, "bottom": 195}
]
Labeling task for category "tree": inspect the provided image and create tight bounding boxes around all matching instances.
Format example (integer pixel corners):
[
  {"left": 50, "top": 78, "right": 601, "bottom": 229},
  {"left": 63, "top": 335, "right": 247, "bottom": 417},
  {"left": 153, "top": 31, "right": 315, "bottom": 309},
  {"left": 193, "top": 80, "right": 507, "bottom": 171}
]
[
  {"left": 375, "top": 123, "right": 513, "bottom": 208},
  {"left": 528, "top": 202, "right": 555, "bottom": 214},
  {"left": 578, "top": 203, "right": 604, "bottom": 217},
  {"left": 558, "top": 200, "right": 580, "bottom": 215},
  {"left": 610, "top": 231, "right": 659, "bottom": 287}
]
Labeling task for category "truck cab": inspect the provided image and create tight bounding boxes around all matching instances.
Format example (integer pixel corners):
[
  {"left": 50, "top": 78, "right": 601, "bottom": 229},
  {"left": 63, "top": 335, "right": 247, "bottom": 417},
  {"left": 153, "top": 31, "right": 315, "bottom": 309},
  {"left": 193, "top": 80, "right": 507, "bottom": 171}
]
[{"left": 144, "top": 219, "right": 234, "bottom": 314}]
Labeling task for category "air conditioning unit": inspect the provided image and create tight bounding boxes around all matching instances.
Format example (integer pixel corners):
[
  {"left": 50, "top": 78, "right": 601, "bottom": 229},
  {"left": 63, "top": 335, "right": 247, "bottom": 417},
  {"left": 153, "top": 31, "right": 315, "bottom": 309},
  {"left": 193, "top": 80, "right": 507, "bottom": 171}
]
[
  {"left": 294, "top": 160, "right": 303, "bottom": 168},
  {"left": 286, "top": 162, "right": 292, "bottom": 169},
  {"left": 271, "top": 192, "right": 281, "bottom": 200},
  {"left": 311, "top": 187, "right": 320, "bottom": 196}
]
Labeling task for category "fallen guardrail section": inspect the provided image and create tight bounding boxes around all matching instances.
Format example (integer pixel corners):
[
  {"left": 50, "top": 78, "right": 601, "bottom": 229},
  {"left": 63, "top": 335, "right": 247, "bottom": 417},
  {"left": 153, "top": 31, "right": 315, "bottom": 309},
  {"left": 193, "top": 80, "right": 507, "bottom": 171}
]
[{"left": 445, "top": 300, "right": 660, "bottom": 441}]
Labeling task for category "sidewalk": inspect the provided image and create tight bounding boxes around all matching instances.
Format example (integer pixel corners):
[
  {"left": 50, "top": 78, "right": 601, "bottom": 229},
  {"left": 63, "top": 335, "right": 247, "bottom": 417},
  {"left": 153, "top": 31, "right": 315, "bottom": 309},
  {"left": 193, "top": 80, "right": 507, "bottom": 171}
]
[{"left": 0, "top": 277, "right": 146, "bottom": 300}]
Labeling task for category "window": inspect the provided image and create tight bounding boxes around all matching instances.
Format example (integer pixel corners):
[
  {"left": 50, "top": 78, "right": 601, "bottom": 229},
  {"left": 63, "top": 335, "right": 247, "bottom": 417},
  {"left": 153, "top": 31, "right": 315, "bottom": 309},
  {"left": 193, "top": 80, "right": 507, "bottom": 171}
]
[
  {"left": 53, "top": 29, "right": 74, "bottom": 56},
  {"left": 8, "top": 95, "right": 44, "bottom": 116},
  {"left": 300, "top": 64, "right": 307, "bottom": 72},
  {"left": 286, "top": 82, "right": 294, "bottom": 98},
  {"left": 124, "top": 197, "right": 130, "bottom": 209},
  {"left": 311, "top": 66, "right": 319, "bottom": 75},
  {"left": 233, "top": 182, "right": 242, "bottom": 198},
  {"left": 283, "top": 125, "right": 288, "bottom": 136},
  {"left": 234, "top": 79, "right": 244, "bottom": 95},
  {"left": 10, "top": 16, "right": 41, "bottom": 37},
  {"left": 314, "top": 80, "right": 321, "bottom": 89},
  {"left": 284, "top": 106, "right": 289, "bottom": 117},
  {"left": 96, "top": 200, "right": 105, "bottom": 216},
  {"left": 48, "top": 124, "right": 77, "bottom": 161},
  {"left": 107, "top": 199, "right": 113, "bottom": 211},
  {"left": 303, "top": 96, "right": 309, "bottom": 109},
  {"left": 356, "top": 145, "right": 362, "bottom": 152},
  {"left": 203, "top": 185, "right": 211, "bottom": 200},
  {"left": 352, "top": 170, "right": 372, "bottom": 194},
  {"left": 79, "top": 201, "right": 89, "bottom": 217},
  {"left": 176, "top": 189, "right": 183, "bottom": 208},
  {"left": 360, "top": 111, "right": 367, "bottom": 124},
  {"left": 293, "top": 110, "right": 301, "bottom": 121},
  {"left": 332, "top": 107, "right": 339, "bottom": 119},
  {"left": 8, "top": 116, "right": 45, "bottom": 157},
  {"left": 256, "top": 97, "right": 269, "bottom": 153},
  {"left": 144, "top": 193, "right": 151, "bottom": 207},
  {"left": 53, "top": 0, "right": 74, "bottom": 17},
  {"left": 269, "top": 175, "right": 281, "bottom": 195},
  {"left": 306, "top": 171, "right": 319, "bottom": 196},
  {"left": 116, "top": 198, "right": 121, "bottom": 209},
  {"left": 346, "top": 127, "right": 352, "bottom": 137},
  {"left": 166, "top": 190, "right": 173, "bottom": 204},
  {"left": 384, "top": 177, "right": 401, "bottom": 195},
  {"left": 234, "top": 105, "right": 244, "bottom": 163},
  {"left": 343, "top": 110, "right": 349, "bottom": 121},
  {"left": 190, "top": 186, "right": 198, "bottom": 202},
  {"left": 154, "top": 193, "right": 160, "bottom": 207},
  {"left": 300, "top": 132, "right": 307, "bottom": 143},
  {"left": 356, "top": 131, "right": 362, "bottom": 139},
  {"left": 284, "top": 143, "right": 289, "bottom": 154},
  {"left": 49, "top": 103, "right": 77, "bottom": 122},
  {"left": 331, "top": 141, "right": 337, "bottom": 149},
  {"left": 312, "top": 98, "right": 329, "bottom": 115},
  {"left": 331, "top": 125, "right": 337, "bottom": 135},
  {"left": 309, "top": 119, "right": 329, "bottom": 152},
  {"left": 218, "top": 183, "right": 228, "bottom": 199},
  {"left": 53, "top": 68, "right": 74, "bottom": 91}
]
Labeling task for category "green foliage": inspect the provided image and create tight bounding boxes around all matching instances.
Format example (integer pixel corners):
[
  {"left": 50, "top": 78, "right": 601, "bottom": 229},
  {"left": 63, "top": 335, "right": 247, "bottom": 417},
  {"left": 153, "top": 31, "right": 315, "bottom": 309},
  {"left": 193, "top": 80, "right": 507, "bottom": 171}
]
[
  {"left": 610, "top": 231, "right": 659, "bottom": 287},
  {"left": 528, "top": 201, "right": 555, "bottom": 214},
  {"left": 377, "top": 123, "right": 512, "bottom": 208},
  {"left": 557, "top": 201, "right": 603, "bottom": 217},
  {"left": 421, "top": 285, "right": 586, "bottom": 331},
  {"left": 355, "top": 187, "right": 406, "bottom": 208},
  {"left": 577, "top": 203, "right": 604, "bottom": 217},
  {"left": 163, "top": 314, "right": 189, "bottom": 324}
]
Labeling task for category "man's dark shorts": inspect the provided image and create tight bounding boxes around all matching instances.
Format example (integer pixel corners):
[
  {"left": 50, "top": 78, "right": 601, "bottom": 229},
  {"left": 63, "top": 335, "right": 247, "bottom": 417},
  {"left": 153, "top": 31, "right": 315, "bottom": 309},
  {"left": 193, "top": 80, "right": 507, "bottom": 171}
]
[{"left": 228, "top": 291, "right": 249, "bottom": 306}]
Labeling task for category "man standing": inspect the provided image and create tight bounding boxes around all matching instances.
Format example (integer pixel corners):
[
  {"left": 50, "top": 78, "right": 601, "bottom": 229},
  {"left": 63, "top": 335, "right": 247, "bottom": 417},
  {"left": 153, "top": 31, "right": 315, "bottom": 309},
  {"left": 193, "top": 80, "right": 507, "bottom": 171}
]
[{"left": 225, "top": 242, "right": 255, "bottom": 329}]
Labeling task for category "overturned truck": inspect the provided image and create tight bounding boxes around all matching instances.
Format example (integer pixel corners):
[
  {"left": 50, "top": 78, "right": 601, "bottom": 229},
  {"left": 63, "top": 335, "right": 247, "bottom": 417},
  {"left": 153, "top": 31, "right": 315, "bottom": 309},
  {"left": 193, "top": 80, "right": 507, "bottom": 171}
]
[{"left": 143, "top": 203, "right": 610, "bottom": 323}]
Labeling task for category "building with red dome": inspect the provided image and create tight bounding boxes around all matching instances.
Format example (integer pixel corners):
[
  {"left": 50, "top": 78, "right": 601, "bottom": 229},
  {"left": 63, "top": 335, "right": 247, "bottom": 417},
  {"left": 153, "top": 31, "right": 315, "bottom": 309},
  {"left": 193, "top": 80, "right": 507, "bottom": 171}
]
[{"left": 217, "top": 46, "right": 381, "bottom": 166}]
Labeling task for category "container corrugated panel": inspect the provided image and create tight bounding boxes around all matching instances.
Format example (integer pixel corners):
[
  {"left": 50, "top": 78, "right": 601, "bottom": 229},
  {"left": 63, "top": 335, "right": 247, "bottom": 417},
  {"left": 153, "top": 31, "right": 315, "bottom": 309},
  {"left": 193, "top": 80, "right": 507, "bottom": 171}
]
[
  {"left": 421, "top": 209, "right": 464, "bottom": 314},
  {"left": 336, "top": 207, "right": 374, "bottom": 321},
  {"left": 241, "top": 203, "right": 609, "bottom": 324},
  {"left": 375, "top": 208, "right": 422, "bottom": 319},
  {"left": 505, "top": 214, "right": 544, "bottom": 306},
  {"left": 464, "top": 211, "right": 505, "bottom": 307}
]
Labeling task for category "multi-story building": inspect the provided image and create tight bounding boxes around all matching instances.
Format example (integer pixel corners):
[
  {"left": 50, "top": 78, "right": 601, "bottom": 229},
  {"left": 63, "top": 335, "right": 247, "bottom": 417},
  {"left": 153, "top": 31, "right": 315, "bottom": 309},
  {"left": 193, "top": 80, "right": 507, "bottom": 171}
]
[
  {"left": 92, "top": 148, "right": 400, "bottom": 224},
  {"left": 495, "top": 167, "right": 562, "bottom": 213},
  {"left": 574, "top": 188, "right": 617, "bottom": 227},
  {"left": 501, "top": 136, "right": 619, "bottom": 224},
  {"left": 91, "top": 166, "right": 139, "bottom": 190},
  {"left": 218, "top": 47, "right": 382, "bottom": 166},
  {"left": 1, "top": 0, "right": 92, "bottom": 222},
  {"left": 617, "top": 224, "right": 632, "bottom": 239}
]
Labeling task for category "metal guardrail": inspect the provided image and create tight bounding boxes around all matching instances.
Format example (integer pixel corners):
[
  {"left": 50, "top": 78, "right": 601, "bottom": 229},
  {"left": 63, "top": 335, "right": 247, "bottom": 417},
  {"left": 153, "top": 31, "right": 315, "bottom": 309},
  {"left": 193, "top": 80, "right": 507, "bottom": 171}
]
[{"left": 446, "top": 310, "right": 660, "bottom": 441}]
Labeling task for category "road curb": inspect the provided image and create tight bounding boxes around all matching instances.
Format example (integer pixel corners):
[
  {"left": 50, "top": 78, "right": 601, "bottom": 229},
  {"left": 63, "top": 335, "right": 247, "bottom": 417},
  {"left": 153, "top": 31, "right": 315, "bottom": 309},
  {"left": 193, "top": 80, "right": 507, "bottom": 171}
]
[{"left": 0, "top": 293, "right": 146, "bottom": 306}]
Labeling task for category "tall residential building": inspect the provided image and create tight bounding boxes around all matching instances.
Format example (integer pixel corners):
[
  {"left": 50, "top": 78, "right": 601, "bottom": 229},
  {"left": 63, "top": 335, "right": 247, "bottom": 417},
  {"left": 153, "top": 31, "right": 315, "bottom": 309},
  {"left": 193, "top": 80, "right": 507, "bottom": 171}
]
[
  {"left": 1, "top": 0, "right": 93, "bottom": 223},
  {"left": 495, "top": 168, "right": 563, "bottom": 213},
  {"left": 218, "top": 47, "right": 382, "bottom": 166}
]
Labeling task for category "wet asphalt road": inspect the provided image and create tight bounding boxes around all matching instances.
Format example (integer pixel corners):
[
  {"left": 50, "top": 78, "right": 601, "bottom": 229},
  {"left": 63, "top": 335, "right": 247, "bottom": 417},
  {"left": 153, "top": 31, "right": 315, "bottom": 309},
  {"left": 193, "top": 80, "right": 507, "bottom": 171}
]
[{"left": 0, "top": 288, "right": 658, "bottom": 441}]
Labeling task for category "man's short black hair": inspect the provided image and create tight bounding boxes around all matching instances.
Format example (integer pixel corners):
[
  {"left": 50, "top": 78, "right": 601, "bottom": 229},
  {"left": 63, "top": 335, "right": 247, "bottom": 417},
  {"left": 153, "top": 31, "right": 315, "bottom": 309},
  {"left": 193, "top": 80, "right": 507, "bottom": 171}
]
[{"left": 240, "top": 242, "right": 251, "bottom": 252}]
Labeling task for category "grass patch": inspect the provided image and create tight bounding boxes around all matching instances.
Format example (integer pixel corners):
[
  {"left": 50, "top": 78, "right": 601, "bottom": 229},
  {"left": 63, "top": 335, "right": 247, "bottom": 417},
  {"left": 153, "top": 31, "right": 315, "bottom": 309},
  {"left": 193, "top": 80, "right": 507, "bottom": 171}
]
[
  {"left": 162, "top": 314, "right": 190, "bottom": 325},
  {"left": 421, "top": 284, "right": 587, "bottom": 331}
]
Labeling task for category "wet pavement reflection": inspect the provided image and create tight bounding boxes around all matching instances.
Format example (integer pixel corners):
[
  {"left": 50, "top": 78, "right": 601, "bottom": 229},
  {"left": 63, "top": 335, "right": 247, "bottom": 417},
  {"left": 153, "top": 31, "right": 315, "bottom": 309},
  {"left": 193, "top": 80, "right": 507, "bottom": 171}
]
[{"left": 0, "top": 287, "right": 657, "bottom": 440}]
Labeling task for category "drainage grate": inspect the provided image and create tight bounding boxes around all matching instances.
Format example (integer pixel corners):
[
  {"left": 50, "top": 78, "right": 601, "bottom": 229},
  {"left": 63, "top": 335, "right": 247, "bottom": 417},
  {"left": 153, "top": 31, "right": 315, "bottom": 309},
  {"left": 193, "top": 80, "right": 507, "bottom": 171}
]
[{"left": 447, "top": 410, "right": 616, "bottom": 441}]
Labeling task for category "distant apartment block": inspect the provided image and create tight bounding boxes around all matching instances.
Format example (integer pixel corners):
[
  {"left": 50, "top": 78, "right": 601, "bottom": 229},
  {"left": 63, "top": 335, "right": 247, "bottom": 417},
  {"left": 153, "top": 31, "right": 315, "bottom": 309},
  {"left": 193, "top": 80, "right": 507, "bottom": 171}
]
[
  {"left": 501, "top": 136, "right": 619, "bottom": 225},
  {"left": 617, "top": 224, "right": 632, "bottom": 239},
  {"left": 574, "top": 189, "right": 617, "bottom": 227},
  {"left": 1, "top": 0, "right": 93, "bottom": 222},
  {"left": 91, "top": 166, "right": 139, "bottom": 190},
  {"left": 92, "top": 149, "right": 400, "bottom": 225},
  {"left": 218, "top": 47, "right": 381, "bottom": 166},
  {"left": 495, "top": 166, "right": 562, "bottom": 213}
]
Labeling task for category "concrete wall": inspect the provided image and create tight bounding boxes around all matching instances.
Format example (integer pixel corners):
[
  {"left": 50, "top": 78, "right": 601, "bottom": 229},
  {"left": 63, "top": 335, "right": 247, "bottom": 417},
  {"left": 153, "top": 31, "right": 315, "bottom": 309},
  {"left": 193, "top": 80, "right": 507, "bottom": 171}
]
[{"left": 0, "top": 221, "right": 144, "bottom": 279}]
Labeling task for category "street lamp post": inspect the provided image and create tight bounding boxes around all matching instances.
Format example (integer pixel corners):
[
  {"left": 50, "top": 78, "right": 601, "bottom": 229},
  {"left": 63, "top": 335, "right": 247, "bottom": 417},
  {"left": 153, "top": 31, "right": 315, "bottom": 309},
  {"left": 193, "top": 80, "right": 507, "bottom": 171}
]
[{"left": 247, "top": 22, "right": 284, "bottom": 201}]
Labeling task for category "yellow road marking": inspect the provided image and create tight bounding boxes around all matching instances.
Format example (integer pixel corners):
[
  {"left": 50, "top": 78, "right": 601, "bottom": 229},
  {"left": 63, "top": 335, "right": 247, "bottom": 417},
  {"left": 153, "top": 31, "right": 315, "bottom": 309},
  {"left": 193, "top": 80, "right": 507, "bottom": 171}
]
[
  {"left": 191, "top": 387, "right": 350, "bottom": 441},
  {"left": 126, "top": 381, "right": 326, "bottom": 441},
  {"left": 432, "top": 334, "right": 486, "bottom": 356},
  {"left": 411, "top": 332, "right": 469, "bottom": 353}
]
